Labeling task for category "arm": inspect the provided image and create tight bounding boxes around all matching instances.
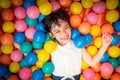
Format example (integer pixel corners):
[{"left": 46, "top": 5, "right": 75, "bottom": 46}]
[{"left": 82, "top": 33, "right": 113, "bottom": 67}]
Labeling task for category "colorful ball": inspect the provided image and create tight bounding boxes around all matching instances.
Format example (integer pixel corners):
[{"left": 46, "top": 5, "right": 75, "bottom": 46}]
[
  {"left": 36, "top": 60, "right": 45, "bottom": 68},
  {"left": 51, "top": 1, "right": 60, "bottom": 12},
  {"left": 9, "top": 62, "right": 20, "bottom": 73},
  {"left": 106, "top": 0, "right": 119, "bottom": 9},
  {"left": 113, "top": 20, "right": 120, "bottom": 32},
  {"left": 81, "top": 60, "right": 89, "bottom": 70},
  {"left": 111, "top": 34, "right": 120, "bottom": 46},
  {"left": 0, "top": 0, "right": 11, "bottom": 8},
  {"left": 111, "top": 73, "right": 120, "bottom": 80},
  {"left": 83, "top": 34, "right": 93, "bottom": 45},
  {"left": 108, "top": 58, "right": 119, "bottom": 69},
  {"left": 70, "top": 2, "right": 82, "bottom": 14},
  {"left": 7, "top": 75, "right": 19, "bottom": 80},
  {"left": 91, "top": 62, "right": 101, "bottom": 73},
  {"left": 100, "top": 52, "right": 109, "bottom": 62},
  {"left": 32, "top": 41, "right": 43, "bottom": 50},
  {"left": 36, "top": 22, "right": 46, "bottom": 32},
  {"left": 38, "top": 14, "right": 46, "bottom": 21},
  {"left": 11, "top": 0, "right": 24, "bottom": 6},
  {"left": 81, "top": 0, "right": 93, "bottom": 8},
  {"left": 26, "top": 16, "right": 38, "bottom": 26},
  {"left": 90, "top": 25, "right": 100, "bottom": 36},
  {"left": 94, "top": 73, "right": 101, "bottom": 80},
  {"left": 94, "top": 36, "right": 102, "bottom": 48},
  {"left": 59, "top": 0, "right": 72, "bottom": 8},
  {"left": 23, "top": 0, "right": 36, "bottom": 9},
  {"left": 87, "top": 45, "right": 98, "bottom": 56},
  {"left": 20, "top": 58, "right": 31, "bottom": 68},
  {"left": 32, "top": 70, "right": 44, "bottom": 80},
  {"left": 1, "top": 44, "right": 14, "bottom": 54},
  {"left": 0, "top": 64, "right": 8, "bottom": 78},
  {"left": 71, "top": 28, "right": 81, "bottom": 40}
]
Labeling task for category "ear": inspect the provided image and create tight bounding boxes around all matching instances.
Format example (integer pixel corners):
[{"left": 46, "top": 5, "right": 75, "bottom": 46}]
[{"left": 49, "top": 32, "right": 55, "bottom": 38}]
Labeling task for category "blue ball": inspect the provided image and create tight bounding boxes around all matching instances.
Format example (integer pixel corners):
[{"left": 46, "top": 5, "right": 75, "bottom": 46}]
[
  {"left": 0, "top": 64, "right": 8, "bottom": 78},
  {"left": 36, "top": 22, "right": 46, "bottom": 32},
  {"left": 25, "top": 52, "right": 38, "bottom": 65},
  {"left": 113, "top": 20, "right": 120, "bottom": 32},
  {"left": 23, "top": 0, "right": 36, "bottom": 9},
  {"left": 71, "top": 28, "right": 81, "bottom": 40},
  {"left": 4, "top": 71, "right": 12, "bottom": 79},
  {"left": 20, "top": 58, "right": 31, "bottom": 68},
  {"left": 74, "top": 35, "right": 86, "bottom": 48},
  {"left": 32, "top": 41, "right": 43, "bottom": 50},
  {"left": 26, "top": 16, "right": 38, "bottom": 26},
  {"left": 33, "top": 30, "right": 46, "bottom": 44},
  {"left": 14, "top": 32, "right": 26, "bottom": 44},
  {"left": 111, "top": 34, "right": 120, "bottom": 46},
  {"left": 32, "top": 70, "right": 44, "bottom": 80},
  {"left": 38, "top": 14, "right": 46, "bottom": 21},
  {"left": 83, "top": 34, "right": 93, "bottom": 45},
  {"left": 100, "top": 52, "right": 109, "bottom": 62}
]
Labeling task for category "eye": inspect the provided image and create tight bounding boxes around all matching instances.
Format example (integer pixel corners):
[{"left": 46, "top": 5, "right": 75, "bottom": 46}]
[
  {"left": 64, "top": 25, "right": 70, "bottom": 29},
  {"left": 55, "top": 30, "right": 60, "bottom": 33}
]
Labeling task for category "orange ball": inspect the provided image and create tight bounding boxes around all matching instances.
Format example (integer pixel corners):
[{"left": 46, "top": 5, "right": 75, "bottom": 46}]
[
  {"left": 101, "top": 72, "right": 111, "bottom": 79},
  {"left": 0, "top": 54, "right": 12, "bottom": 66},
  {"left": 2, "top": 9, "right": 14, "bottom": 21},
  {"left": 111, "top": 73, "right": 120, "bottom": 80},
  {"left": 94, "top": 73, "right": 101, "bottom": 80},
  {"left": 1, "top": 33, "right": 14, "bottom": 46},
  {"left": 11, "top": 0, "right": 24, "bottom": 6},
  {"left": 91, "top": 62, "right": 101, "bottom": 72},
  {"left": 101, "top": 23, "right": 114, "bottom": 34},
  {"left": 59, "top": 0, "right": 72, "bottom": 8},
  {"left": 70, "top": 14, "right": 81, "bottom": 28},
  {"left": 78, "top": 21, "right": 91, "bottom": 34},
  {"left": 7, "top": 75, "right": 19, "bottom": 80},
  {"left": 44, "top": 77, "right": 53, "bottom": 80}
]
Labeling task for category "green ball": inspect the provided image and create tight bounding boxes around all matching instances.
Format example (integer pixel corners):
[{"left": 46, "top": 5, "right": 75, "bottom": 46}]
[
  {"left": 32, "top": 41, "right": 43, "bottom": 50},
  {"left": 108, "top": 58, "right": 119, "bottom": 69},
  {"left": 45, "top": 33, "right": 55, "bottom": 42},
  {"left": 20, "top": 58, "right": 31, "bottom": 68},
  {"left": 26, "top": 16, "right": 38, "bottom": 26},
  {"left": 20, "top": 41, "right": 33, "bottom": 54}
]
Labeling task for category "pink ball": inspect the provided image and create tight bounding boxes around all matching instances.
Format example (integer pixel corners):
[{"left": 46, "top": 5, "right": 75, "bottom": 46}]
[
  {"left": 51, "top": 1, "right": 60, "bottom": 12},
  {"left": 26, "top": 6, "right": 39, "bottom": 19},
  {"left": 83, "top": 68, "right": 95, "bottom": 80},
  {"left": 101, "top": 62, "right": 114, "bottom": 75},
  {"left": 86, "top": 12, "right": 99, "bottom": 24},
  {"left": 92, "top": 1, "right": 106, "bottom": 14},
  {"left": 10, "top": 50, "right": 23, "bottom": 62},
  {"left": 15, "top": 20, "right": 27, "bottom": 32},
  {"left": 14, "top": 7, "right": 26, "bottom": 19},
  {"left": 19, "top": 67, "right": 32, "bottom": 80},
  {"left": 25, "top": 27, "right": 36, "bottom": 40}
]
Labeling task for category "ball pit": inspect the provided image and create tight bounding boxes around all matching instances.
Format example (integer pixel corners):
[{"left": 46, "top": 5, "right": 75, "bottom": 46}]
[{"left": 0, "top": 0, "right": 120, "bottom": 80}]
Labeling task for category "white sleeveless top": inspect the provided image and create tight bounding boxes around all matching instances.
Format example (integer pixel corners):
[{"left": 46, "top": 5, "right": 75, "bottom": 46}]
[{"left": 51, "top": 40, "right": 82, "bottom": 77}]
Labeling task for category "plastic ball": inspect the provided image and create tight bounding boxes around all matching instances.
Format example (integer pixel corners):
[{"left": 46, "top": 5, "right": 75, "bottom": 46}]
[
  {"left": 36, "top": 60, "right": 45, "bottom": 68},
  {"left": 14, "top": 7, "right": 26, "bottom": 19},
  {"left": 15, "top": 20, "right": 27, "bottom": 32},
  {"left": 106, "top": 0, "right": 119, "bottom": 9},
  {"left": 9, "top": 62, "right": 20, "bottom": 73},
  {"left": 91, "top": 62, "right": 101, "bottom": 72},
  {"left": 45, "top": 33, "right": 55, "bottom": 42},
  {"left": 70, "top": 2, "right": 82, "bottom": 14},
  {"left": 71, "top": 28, "right": 81, "bottom": 40},
  {"left": 44, "top": 77, "right": 53, "bottom": 80},
  {"left": 25, "top": 52, "right": 38, "bottom": 65},
  {"left": 10, "top": 50, "right": 23, "bottom": 62},
  {"left": 108, "top": 58, "right": 119, "bottom": 69},
  {"left": 81, "top": 0, "right": 93, "bottom": 8},
  {"left": 31, "top": 65, "right": 39, "bottom": 72},
  {"left": 51, "top": 1, "right": 60, "bottom": 12},
  {"left": 108, "top": 46, "right": 120, "bottom": 58},
  {"left": 20, "top": 41, "right": 33, "bottom": 54},
  {"left": 11, "top": 0, "right": 24, "bottom": 6},
  {"left": 26, "top": 16, "right": 38, "bottom": 26},
  {"left": 36, "top": 22, "right": 46, "bottom": 32},
  {"left": 19, "top": 67, "right": 32, "bottom": 80},
  {"left": 100, "top": 72, "right": 111, "bottom": 80},
  {"left": 83, "top": 34, "right": 93, "bottom": 45},
  {"left": 115, "top": 66, "right": 120, "bottom": 73},
  {"left": 70, "top": 14, "right": 81, "bottom": 28},
  {"left": 91, "top": 0, "right": 100, "bottom": 2},
  {"left": 92, "top": 1, "right": 106, "bottom": 14},
  {"left": 90, "top": 25, "right": 100, "bottom": 36},
  {"left": 86, "top": 12, "right": 99, "bottom": 24},
  {"left": 33, "top": 30, "right": 46, "bottom": 44},
  {"left": 80, "top": 74, "right": 85, "bottom": 80},
  {"left": 78, "top": 22, "right": 91, "bottom": 34},
  {"left": 59, "top": 0, "right": 72, "bottom": 8},
  {"left": 14, "top": 32, "right": 26, "bottom": 44},
  {"left": 42, "top": 62, "right": 54, "bottom": 74},
  {"left": 20, "top": 58, "right": 31, "bottom": 68},
  {"left": 39, "top": 2, "right": 52, "bottom": 15},
  {"left": 2, "top": 22, "right": 15, "bottom": 33},
  {"left": 44, "top": 40, "right": 57, "bottom": 53},
  {"left": 81, "top": 60, "right": 89, "bottom": 70},
  {"left": 83, "top": 68, "right": 95, "bottom": 80},
  {"left": 26, "top": 6, "right": 39, "bottom": 19},
  {"left": 1, "top": 33, "right": 14, "bottom": 46},
  {"left": 74, "top": 35, "right": 86, "bottom": 48},
  {"left": 32, "top": 70, "right": 44, "bottom": 80},
  {"left": 1, "top": 44, "right": 14, "bottom": 54},
  {"left": 32, "top": 41, "right": 43, "bottom": 50},
  {"left": 87, "top": 45, "right": 98, "bottom": 56},
  {"left": 0, "top": 64, "right": 8, "bottom": 78},
  {"left": 94, "top": 36, "right": 102, "bottom": 48},
  {"left": 100, "top": 62, "right": 114, "bottom": 75},
  {"left": 23, "top": 0, "right": 36, "bottom": 9},
  {"left": 105, "top": 10, "right": 119, "bottom": 23},
  {"left": 0, "top": 54, "right": 12, "bottom": 66},
  {"left": 36, "top": 0, "right": 48, "bottom": 6},
  {"left": 25, "top": 27, "right": 36, "bottom": 40},
  {"left": 111, "top": 73, "right": 120, "bottom": 80},
  {"left": 111, "top": 34, "right": 120, "bottom": 46},
  {"left": 2, "top": 8, "right": 14, "bottom": 21},
  {"left": 38, "top": 14, "right": 46, "bottom": 21},
  {"left": 0, "top": 0, "right": 11, "bottom": 8},
  {"left": 100, "top": 52, "right": 109, "bottom": 62},
  {"left": 93, "top": 73, "right": 101, "bottom": 80},
  {"left": 37, "top": 49, "right": 50, "bottom": 62},
  {"left": 113, "top": 20, "right": 120, "bottom": 32},
  {"left": 7, "top": 75, "right": 19, "bottom": 80}
]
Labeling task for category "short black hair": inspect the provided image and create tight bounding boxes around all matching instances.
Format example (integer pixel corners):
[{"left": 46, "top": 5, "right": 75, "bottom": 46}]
[{"left": 43, "top": 9, "right": 70, "bottom": 32}]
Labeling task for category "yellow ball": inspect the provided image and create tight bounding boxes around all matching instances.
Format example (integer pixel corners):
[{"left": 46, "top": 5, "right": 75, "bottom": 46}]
[
  {"left": 81, "top": 59, "right": 89, "bottom": 70},
  {"left": 1, "top": 44, "right": 14, "bottom": 54},
  {"left": 105, "top": 10, "right": 119, "bottom": 23},
  {"left": 45, "top": 74, "right": 51, "bottom": 77},
  {"left": 106, "top": 0, "right": 119, "bottom": 9},
  {"left": 39, "top": 2, "right": 52, "bottom": 15},
  {"left": 70, "top": 2, "right": 82, "bottom": 14},
  {"left": 37, "top": 49, "right": 50, "bottom": 62},
  {"left": 81, "top": 0, "right": 93, "bottom": 8},
  {"left": 90, "top": 25, "right": 101, "bottom": 36},
  {"left": 2, "top": 22, "right": 15, "bottom": 33},
  {"left": 36, "top": 0, "right": 48, "bottom": 6},
  {"left": 44, "top": 40, "right": 57, "bottom": 53},
  {"left": 87, "top": 45, "right": 98, "bottom": 56},
  {"left": 79, "top": 74, "right": 85, "bottom": 80},
  {"left": 91, "top": 0, "right": 100, "bottom": 2},
  {"left": 9, "top": 62, "right": 20, "bottom": 73},
  {"left": 0, "top": 0, "right": 11, "bottom": 8},
  {"left": 94, "top": 36, "right": 102, "bottom": 48},
  {"left": 31, "top": 66, "right": 39, "bottom": 72},
  {"left": 36, "top": 60, "right": 45, "bottom": 68},
  {"left": 108, "top": 46, "right": 120, "bottom": 58}
]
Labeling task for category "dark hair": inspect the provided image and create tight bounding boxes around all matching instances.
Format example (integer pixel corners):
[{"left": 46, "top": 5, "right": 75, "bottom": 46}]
[{"left": 43, "top": 9, "right": 70, "bottom": 32}]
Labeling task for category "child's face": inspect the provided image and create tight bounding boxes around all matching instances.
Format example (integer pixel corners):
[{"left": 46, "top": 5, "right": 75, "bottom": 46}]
[{"left": 49, "top": 19, "right": 71, "bottom": 46}]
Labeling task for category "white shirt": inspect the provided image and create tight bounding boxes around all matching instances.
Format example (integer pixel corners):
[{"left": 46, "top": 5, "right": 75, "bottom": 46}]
[{"left": 51, "top": 40, "right": 82, "bottom": 77}]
